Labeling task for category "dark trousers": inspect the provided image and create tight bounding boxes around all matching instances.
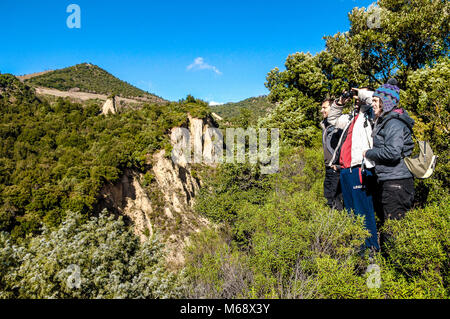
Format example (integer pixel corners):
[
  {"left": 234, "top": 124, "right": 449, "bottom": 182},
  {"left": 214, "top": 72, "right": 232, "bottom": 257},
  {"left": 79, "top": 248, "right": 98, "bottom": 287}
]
[
  {"left": 324, "top": 167, "right": 344, "bottom": 210},
  {"left": 340, "top": 167, "right": 379, "bottom": 251},
  {"left": 377, "top": 178, "right": 414, "bottom": 250}
]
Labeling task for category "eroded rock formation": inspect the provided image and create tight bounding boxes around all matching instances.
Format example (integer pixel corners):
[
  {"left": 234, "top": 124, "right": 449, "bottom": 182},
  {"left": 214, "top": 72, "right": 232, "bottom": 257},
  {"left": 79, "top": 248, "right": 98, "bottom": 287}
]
[
  {"left": 97, "top": 115, "right": 218, "bottom": 268},
  {"left": 101, "top": 97, "right": 116, "bottom": 115}
]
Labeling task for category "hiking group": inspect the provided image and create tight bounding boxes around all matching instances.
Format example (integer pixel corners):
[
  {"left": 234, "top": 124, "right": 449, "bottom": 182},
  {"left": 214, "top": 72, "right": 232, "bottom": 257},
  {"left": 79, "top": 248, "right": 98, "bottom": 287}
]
[{"left": 320, "top": 79, "right": 416, "bottom": 253}]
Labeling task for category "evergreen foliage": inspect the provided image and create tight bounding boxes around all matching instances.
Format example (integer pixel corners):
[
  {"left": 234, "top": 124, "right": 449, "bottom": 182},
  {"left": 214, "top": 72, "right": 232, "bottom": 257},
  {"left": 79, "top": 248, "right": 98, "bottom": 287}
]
[
  {"left": 0, "top": 210, "right": 181, "bottom": 298},
  {"left": 0, "top": 0, "right": 448, "bottom": 299},
  {"left": 262, "top": 0, "right": 449, "bottom": 204},
  {"left": 0, "top": 76, "right": 209, "bottom": 239},
  {"left": 210, "top": 96, "right": 274, "bottom": 125},
  {"left": 187, "top": 147, "right": 450, "bottom": 299},
  {"left": 25, "top": 63, "right": 162, "bottom": 100}
]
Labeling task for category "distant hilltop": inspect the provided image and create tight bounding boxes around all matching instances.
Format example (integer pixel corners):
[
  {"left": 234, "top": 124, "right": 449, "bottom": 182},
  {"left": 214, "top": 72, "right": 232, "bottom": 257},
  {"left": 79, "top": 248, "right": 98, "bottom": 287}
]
[
  {"left": 16, "top": 62, "right": 166, "bottom": 104},
  {"left": 209, "top": 95, "right": 274, "bottom": 125}
]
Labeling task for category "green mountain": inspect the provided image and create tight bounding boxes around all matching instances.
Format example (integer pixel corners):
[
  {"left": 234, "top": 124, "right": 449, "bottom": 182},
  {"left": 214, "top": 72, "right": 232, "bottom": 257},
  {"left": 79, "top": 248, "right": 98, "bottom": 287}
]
[
  {"left": 24, "top": 63, "right": 163, "bottom": 100},
  {"left": 210, "top": 95, "right": 274, "bottom": 123}
]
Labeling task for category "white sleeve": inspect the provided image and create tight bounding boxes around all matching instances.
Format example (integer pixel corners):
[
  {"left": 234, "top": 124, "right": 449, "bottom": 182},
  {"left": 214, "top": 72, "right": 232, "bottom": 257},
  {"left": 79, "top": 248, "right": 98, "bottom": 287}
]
[
  {"left": 358, "top": 90, "right": 373, "bottom": 106},
  {"left": 335, "top": 114, "right": 351, "bottom": 129}
]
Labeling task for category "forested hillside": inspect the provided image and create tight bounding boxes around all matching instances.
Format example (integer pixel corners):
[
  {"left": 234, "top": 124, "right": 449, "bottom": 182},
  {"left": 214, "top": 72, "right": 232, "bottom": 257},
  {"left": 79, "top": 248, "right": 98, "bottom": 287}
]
[
  {"left": 24, "top": 63, "right": 163, "bottom": 100},
  {"left": 0, "top": 75, "right": 209, "bottom": 240},
  {"left": 210, "top": 95, "right": 274, "bottom": 125}
]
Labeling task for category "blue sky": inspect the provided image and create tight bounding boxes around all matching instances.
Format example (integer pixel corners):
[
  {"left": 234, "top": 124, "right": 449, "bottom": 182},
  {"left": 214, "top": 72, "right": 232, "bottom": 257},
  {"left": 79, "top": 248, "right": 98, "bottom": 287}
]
[{"left": 0, "top": 0, "right": 375, "bottom": 104}]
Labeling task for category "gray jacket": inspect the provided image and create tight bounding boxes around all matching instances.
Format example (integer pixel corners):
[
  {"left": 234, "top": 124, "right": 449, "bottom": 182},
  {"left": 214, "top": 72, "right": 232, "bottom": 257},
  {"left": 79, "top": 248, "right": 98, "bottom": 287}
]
[
  {"left": 365, "top": 109, "right": 415, "bottom": 181},
  {"left": 321, "top": 118, "right": 340, "bottom": 165}
]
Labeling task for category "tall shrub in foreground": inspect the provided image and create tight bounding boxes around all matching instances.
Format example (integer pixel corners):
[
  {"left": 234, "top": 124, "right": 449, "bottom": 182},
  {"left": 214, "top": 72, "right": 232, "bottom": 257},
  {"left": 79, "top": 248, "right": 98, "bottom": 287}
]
[{"left": 0, "top": 210, "right": 181, "bottom": 298}]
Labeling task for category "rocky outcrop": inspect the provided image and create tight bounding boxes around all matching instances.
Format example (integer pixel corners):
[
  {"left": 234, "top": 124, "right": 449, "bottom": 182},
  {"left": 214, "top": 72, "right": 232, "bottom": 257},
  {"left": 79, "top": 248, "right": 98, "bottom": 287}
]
[
  {"left": 97, "top": 115, "right": 218, "bottom": 268},
  {"left": 98, "top": 169, "right": 154, "bottom": 239},
  {"left": 101, "top": 97, "right": 116, "bottom": 115},
  {"left": 171, "top": 114, "right": 222, "bottom": 167},
  {"left": 211, "top": 112, "right": 223, "bottom": 121}
]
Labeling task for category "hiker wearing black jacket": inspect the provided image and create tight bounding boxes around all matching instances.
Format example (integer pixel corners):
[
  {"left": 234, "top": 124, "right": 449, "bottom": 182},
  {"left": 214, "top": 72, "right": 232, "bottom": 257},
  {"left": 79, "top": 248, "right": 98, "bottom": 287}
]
[
  {"left": 320, "top": 99, "right": 343, "bottom": 210},
  {"left": 364, "top": 80, "right": 415, "bottom": 224}
]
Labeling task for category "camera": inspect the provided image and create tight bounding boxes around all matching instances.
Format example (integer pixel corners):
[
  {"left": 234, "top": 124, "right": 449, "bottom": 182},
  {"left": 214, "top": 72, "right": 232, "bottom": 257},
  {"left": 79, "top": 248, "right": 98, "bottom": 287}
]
[{"left": 342, "top": 90, "right": 357, "bottom": 99}]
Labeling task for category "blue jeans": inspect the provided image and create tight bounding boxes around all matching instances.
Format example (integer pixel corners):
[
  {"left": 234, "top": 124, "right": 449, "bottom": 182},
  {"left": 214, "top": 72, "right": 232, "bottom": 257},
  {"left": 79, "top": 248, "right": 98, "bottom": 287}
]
[{"left": 340, "top": 167, "right": 379, "bottom": 251}]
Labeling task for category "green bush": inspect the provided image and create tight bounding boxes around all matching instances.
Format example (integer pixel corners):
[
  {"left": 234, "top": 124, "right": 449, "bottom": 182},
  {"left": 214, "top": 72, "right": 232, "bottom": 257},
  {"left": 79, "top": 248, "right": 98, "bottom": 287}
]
[
  {"left": 194, "top": 162, "right": 271, "bottom": 224},
  {"left": 182, "top": 227, "right": 253, "bottom": 298},
  {"left": 0, "top": 210, "right": 181, "bottom": 298},
  {"left": 186, "top": 146, "right": 450, "bottom": 299},
  {"left": 189, "top": 147, "right": 370, "bottom": 298},
  {"left": 382, "top": 198, "right": 449, "bottom": 292},
  {"left": 401, "top": 56, "right": 450, "bottom": 205}
]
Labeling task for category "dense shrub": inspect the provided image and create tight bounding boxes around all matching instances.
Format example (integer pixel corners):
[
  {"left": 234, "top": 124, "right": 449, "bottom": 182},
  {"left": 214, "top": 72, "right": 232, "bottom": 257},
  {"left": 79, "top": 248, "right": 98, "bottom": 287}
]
[
  {"left": 182, "top": 227, "right": 253, "bottom": 299},
  {"left": 0, "top": 210, "right": 181, "bottom": 298},
  {"left": 194, "top": 162, "right": 271, "bottom": 224},
  {"left": 401, "top": 57, "right": 450, "bottom": 205},
  {"left": 382, "top": 198, "right": 449, "bottom": 292},
  {"left": 187, "top": 146, "right": 450, "bottom": 299}
]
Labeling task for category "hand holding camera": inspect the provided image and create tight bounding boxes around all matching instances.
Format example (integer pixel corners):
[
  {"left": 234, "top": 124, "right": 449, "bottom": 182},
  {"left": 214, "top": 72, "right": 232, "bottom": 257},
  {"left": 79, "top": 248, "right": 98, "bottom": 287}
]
[{"left": 338, "top": 88, "right": 358, "bottom": 105}]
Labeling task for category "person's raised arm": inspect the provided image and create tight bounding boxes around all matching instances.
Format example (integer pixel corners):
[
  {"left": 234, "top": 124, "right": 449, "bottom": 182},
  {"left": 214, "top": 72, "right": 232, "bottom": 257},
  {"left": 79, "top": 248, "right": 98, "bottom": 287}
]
[{"left": 327, "top": 95, "right": 350, "bottom": 127}]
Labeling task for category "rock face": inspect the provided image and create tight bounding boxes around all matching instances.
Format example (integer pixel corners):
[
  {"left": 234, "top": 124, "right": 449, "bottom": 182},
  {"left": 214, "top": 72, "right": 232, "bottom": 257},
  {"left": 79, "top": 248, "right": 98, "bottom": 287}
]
[
  {"left": 97, "top": 115, "right": 217, "bottom": 268},
  {"left": 98, "top": 169, "right": 154, "bottom": 240},
  {"left": 101, "top": 97, "right": 116, "bottom": 115},
  {"left": 171, "top": 114, "right": 222, "bottom": 167}
]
